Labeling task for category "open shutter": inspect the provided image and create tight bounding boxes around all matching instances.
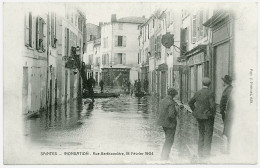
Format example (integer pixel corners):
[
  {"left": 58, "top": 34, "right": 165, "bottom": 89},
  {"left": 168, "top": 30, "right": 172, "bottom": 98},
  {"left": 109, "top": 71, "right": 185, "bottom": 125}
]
[
  {"left": 122, "top": 53, "right": 126, "bottom": 65},
  {"left": 114, "top": 53, "right": 118, "bottom": 65},
  {"left": 64, "top": 28, "right": 67, "bottom": 56},
  {"left": 192, "top": 14, "right": 197, "bottom": 43},
  {"left": 106, "top": 54, "right": 109, "bottom": 65},
  {"left": 36, "top": 17, "right": 39, "bottom": 50},
  {"left": 180, "top": 28, "right": 185, "bottom": 55},
  {"left": 115, "top": 36, "right": 118, "bottom": 47},
  {"left": 25, "top": 12, "right": 29, "bottom": 46},
  {"left": 123, "top": 36, "right": 126, "bottom": 47},
  {"left": 199, "top": 11, "right": 204, "bottom": 38}
]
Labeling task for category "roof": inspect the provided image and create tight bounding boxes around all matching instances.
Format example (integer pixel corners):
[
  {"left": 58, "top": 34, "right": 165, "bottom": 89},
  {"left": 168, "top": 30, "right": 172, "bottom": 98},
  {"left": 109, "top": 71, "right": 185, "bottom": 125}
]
[{"left": 116, "top": 16, "right": 147, "bottom": 24}]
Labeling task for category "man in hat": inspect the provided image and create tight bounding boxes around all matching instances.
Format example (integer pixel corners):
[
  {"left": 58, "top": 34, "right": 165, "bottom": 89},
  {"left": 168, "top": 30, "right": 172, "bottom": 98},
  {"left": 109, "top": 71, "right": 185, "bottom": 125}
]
[
  {"left": 220, "top": 75, "right": 233, "bottom": 122},
  {"left": 220, "top": 75, "right": 233, "bottom": 153},
  {"left": 157, "top": 88, "right": 178, "bottom": 160},
  {"left": 188, "top": 77, "right": 216, "bottom": 158}
]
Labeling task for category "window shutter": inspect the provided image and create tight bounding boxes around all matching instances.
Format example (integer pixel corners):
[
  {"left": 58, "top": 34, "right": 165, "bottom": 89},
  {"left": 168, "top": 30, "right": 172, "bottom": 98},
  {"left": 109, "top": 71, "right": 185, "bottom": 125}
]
[
  {"left": 199, "top": 11, "right": 204, "bottom": 38},
  {"left": 51, "top": 13, "right": 54, "bottom": 47},
  {"left": 115, "top": 36, "right": 118, "bottom": 47},
  {"left": 123, "top": 36, "right": 126, "bottom": 47},
  {"left": 122, "top": 53, "right": 126, "bottom": 65},
  {"left": 114, "top": 53, "right": 118, "bottom": 65},
  {"left": 25, "top": 12, "right": 30, "bottom": 46},
  {"left": 64, "top": 28, "right": 67, "bottom": 56},
  {"left": 106, "top": 54, "right": 109, "bottom": 65},
  {"left": 36, "top": 17, "right": 39, "bottom": 50},
  {"left": 192, "top": 14, "right": 197, "bottom": 43}
]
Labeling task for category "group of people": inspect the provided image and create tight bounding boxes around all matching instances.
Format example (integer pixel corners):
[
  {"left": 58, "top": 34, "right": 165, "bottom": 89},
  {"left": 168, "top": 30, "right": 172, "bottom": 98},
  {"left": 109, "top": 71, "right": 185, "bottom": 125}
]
[{"left": 158, "top": 75, "right": 233, "bottom": 160}]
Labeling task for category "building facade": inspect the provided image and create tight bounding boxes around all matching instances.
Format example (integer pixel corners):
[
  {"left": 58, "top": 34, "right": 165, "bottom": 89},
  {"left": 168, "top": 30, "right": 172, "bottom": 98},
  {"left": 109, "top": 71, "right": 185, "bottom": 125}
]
[
  {"left": 22, "top": 4, "right": 86, "bottom": 115},
  {"left": 100, "top": 14, "right": 146, "bottom": 87}
]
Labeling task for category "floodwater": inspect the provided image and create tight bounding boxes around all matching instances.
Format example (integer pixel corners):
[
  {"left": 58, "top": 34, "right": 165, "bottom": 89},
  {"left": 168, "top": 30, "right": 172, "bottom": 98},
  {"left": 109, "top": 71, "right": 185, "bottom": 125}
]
[{"left": 24, "top": 95, "right": 180, "bottom": 163}]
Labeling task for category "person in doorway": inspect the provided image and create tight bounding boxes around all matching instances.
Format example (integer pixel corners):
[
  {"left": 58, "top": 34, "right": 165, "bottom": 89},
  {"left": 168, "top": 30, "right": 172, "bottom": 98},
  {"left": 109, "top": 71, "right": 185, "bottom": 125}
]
[
  {"left": 157, "top": 88, "right": 178, "bottom": 160},
  {"left": 220, "top": 75, "right": 233, "bottom": 122},
  {"left": 188, "top": 77, "right": 216, "bottom": 158},
  {"left": 220, "top": 75, "right": 233, "bottom": 153},
  {"left": 100, "top": 80, "right": 104, "bottom": 93},
  {"left": 87, "top": 76, "right": 95, "bottom": 103}
]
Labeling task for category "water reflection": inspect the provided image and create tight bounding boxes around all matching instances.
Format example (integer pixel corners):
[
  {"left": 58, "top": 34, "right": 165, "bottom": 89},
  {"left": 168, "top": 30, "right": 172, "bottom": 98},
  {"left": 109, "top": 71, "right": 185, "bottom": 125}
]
[{"left": 24, "top": 95, "right": 166, "bottom": 159}]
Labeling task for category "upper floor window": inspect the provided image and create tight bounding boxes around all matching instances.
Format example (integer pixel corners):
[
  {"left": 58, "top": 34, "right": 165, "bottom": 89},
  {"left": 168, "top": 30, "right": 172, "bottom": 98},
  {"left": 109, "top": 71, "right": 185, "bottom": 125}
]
[
  {"left": 118, "top": 23, "right": 123, "bottom": 30},
  {"left": 114, "top": 53, "right": 126, "bottom": 65},
  {"left": 115, "top": 35, "right": 126, "bottom": 47},
  {"left": 103, "top": 37, "right": 108, "bottom": 48},
  {"left": 36, "top": 17, "right": 46, "bottom": 52},
  {"left": 25, "top": 12, "right": 33, "bottom": 47},
  {"left": 51, "top": 12, "right": 57, "bottom": 48}
]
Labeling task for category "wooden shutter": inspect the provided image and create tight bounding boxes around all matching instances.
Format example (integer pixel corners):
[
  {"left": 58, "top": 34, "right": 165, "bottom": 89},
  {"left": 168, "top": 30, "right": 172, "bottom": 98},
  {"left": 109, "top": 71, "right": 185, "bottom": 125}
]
[
  {"left": 192, "top": 14, "right": 197, "bottom": 43},
  {"left": 51, "top": 12, "right": 54, "bottom": 47},
  {"left": 114, "top": 53, "right": 118, "bottom": 65},
  {"left": 199, "top": 11, "right": 204, "bottom": 38},
  {"left": 115, "top": 36, "right": 118, "bottom": 47},
  {"left": 123, "top": 36, "right": 126, "bottom": 47},
  {"left": 106, "top": 54, "right": 109, "bottom": 65},
  {"left": 36, "top": 17, "right": 39, "bottom": 50},
  {"left": 64, "top": 28, "right": 67, "bottom": 56},
  {"left": 122, "top": 53, "right": 126, "bottom": 65},
  {"left": 25, "top": 12, "right": 29, "bottom": 46}
]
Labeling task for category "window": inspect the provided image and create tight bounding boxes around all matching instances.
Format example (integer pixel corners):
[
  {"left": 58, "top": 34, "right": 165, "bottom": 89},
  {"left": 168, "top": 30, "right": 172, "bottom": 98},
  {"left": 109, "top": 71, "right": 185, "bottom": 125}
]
[
  {"left": 115, "top": 36, "right": 126, "bottom": 47},
  {"left": 118, "top": 53, "right": 123, "bottom": 64},
  {"left": 102, "top": 54, "right": 109, "bottom": 65},
  {"left": 148, "top": 24, "right": 149, "bottom": 39},
  {"left": 65, "top": 28, "right": 70, "bottom": 56},
  {"left": 192, "top": 14, "right": 197, "bottom": 43},
  {"left": 89, "top": 54, "right": 93, "bottom": 64},
  {"left": 36, "top": 17, "right": 45, "bottom": 51},
  {"left": 114, "top": 53, "right": 126, "bottom": 65},
  {"left": 25, "top": 12, "right": 32, "bottom": 47},
  {"left": 51, "top": 12, "right": 57, "bottom": 48},
  {"left": 152, "top": 19, "right": 155, "bottom": 28},
  {"left": 103, "top": 37, "right": 108, "bottom": 48},
  {"left": 118, "top": 23, "right": 123, "bottom": 30}
]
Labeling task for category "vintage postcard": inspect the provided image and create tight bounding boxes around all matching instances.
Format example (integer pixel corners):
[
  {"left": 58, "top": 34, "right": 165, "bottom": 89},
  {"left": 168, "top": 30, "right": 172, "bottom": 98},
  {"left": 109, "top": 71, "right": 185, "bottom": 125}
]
[{"left": 3, "top": 1, "right": 258, "bottom": 165}]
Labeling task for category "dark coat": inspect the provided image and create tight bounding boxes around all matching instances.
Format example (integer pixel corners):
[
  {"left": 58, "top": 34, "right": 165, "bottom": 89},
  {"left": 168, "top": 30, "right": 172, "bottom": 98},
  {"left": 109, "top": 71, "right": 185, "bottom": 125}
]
[
  {"left": 220, "top": 85, "right": 233, "bottom": 115},
  {"left": 157, "top": 95, "right": 177, "bottom": 128},
  {"left": 223, "top": 90, "right": 234, "bottom": 138},
  {"left": 188, "top": 87, "right": 216, "bottom": 119}
]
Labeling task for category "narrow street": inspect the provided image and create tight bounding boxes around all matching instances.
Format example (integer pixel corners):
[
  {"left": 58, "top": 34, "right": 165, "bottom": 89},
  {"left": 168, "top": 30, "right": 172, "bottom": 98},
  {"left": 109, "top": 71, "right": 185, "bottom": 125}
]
[{"left": 24, "top": 94, "right": 179, "bottom": 163}]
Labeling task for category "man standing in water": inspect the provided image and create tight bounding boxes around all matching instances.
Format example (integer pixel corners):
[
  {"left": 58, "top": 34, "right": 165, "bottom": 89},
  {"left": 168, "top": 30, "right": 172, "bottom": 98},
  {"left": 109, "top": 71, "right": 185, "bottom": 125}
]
[
  {"left": 157, "top": 88, "right": 178, "bottom": 160},
  {"left": 188, "top": 77, "right": 216, "bottom": 158}
]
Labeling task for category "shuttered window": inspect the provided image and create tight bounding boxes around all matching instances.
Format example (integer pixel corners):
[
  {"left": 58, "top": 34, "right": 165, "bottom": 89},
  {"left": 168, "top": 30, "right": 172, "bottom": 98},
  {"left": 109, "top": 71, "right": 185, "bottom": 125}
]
[
  {"left": 36, "top": 17, "right": 45, "bottom": 51},
  {"left": 115, "top": 36, "right": 126, "bottom": 47},
  {"left": 199, "top": 11, "right": 204, "bottom": 39},
  {"left": 64, "top": 28, "right": 70, "bottom": 57},
  {"left": 25, "top": 12, "right": 32, "bottom": 47},
  {"left": 192, "top": 14, "right": 197, "bottom": 43},
  {"left": 51, "top": 12, "right": 57, "bottom": 48}
]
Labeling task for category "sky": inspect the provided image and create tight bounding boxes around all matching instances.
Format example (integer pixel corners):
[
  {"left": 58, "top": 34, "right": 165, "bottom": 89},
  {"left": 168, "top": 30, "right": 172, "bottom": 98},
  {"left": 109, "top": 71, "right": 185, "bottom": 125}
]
[{"left": 80, "top": 2, "right": 228, "bottom": 25}]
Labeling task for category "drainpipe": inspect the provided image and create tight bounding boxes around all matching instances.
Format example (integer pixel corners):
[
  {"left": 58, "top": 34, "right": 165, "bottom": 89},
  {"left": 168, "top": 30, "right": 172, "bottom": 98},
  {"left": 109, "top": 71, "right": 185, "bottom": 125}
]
[{"left": 46, "top": 12, "right": 50, "bottom": 109}]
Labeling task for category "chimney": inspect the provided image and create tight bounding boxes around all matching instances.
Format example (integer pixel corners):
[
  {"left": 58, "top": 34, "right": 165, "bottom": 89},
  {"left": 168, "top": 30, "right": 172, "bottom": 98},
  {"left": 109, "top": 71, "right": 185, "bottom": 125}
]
[
  {"left": 99, "top": 22, "right": 103, "bottom": 27},
  {"left": 111, "top": 14, "right": 117, "bottom": 22}
]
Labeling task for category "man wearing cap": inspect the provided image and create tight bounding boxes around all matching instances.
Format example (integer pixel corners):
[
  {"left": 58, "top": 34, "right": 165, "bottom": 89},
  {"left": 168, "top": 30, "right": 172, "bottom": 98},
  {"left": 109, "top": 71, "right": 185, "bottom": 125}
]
[
  {"left": 188, "top": 77, "right": 216, "bottom": 158},
  {"left": 157, "top": 88, "right": 178, "bottom": 160},
  {"left": 220, "top": 75, "right": 233, "bottom": 122}
]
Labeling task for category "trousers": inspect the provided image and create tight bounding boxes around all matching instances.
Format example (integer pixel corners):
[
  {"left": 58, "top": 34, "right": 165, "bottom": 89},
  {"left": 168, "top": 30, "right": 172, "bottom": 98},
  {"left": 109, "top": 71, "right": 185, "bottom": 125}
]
[
  {"left": 197, "top": 117, "right": 214, "bottom": 157},
  {"left": 161, "top": 126, "right": 176, "bottom": 160}
]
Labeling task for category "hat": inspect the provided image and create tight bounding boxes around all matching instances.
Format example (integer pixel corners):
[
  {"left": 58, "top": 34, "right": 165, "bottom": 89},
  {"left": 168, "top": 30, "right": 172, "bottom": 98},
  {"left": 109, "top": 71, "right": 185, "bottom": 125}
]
[
  {"left": 222, "top": 75, "right": 232, "bottom": 84},
  {"left": 167, "top": 88, "right": 178, "bottom": 96},
  {"left": 202, "top": 77, "right": 211, "bottom": 86}
]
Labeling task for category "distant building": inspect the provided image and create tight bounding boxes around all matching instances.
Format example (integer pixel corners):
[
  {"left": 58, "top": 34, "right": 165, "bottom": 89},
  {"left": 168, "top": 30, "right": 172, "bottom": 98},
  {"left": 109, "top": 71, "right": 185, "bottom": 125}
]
[
  {"left": 100, "top": 14, "right": 146, "bottom": 87},
  {"left": 86, "top": 23, "right": 101, "bottom": 42}
]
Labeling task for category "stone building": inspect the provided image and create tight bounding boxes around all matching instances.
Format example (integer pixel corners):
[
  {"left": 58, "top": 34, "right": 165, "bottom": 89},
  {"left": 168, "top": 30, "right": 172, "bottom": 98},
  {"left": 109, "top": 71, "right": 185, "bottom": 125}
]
[{"left": 100, "top": 14, "right": 146, "bottom": 87}]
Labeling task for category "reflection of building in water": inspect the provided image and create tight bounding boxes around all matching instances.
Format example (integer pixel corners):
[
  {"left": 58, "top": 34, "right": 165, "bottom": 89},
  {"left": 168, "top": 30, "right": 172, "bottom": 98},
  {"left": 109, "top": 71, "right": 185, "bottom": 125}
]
[{"left": 22, "top": 4, "right": 86, "bottom": 116}]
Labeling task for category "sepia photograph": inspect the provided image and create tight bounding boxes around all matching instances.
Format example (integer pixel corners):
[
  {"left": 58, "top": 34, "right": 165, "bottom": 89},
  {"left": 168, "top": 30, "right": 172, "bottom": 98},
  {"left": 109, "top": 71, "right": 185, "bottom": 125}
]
[{"left": 2, "top": 1, "right": 259, "bottom": 166}]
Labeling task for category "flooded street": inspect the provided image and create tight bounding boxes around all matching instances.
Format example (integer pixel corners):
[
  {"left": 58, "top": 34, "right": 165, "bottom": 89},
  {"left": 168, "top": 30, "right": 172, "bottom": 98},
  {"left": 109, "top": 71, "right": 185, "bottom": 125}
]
[{"left": 24, "top": 95, "right": 181, "bottom": 163}]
